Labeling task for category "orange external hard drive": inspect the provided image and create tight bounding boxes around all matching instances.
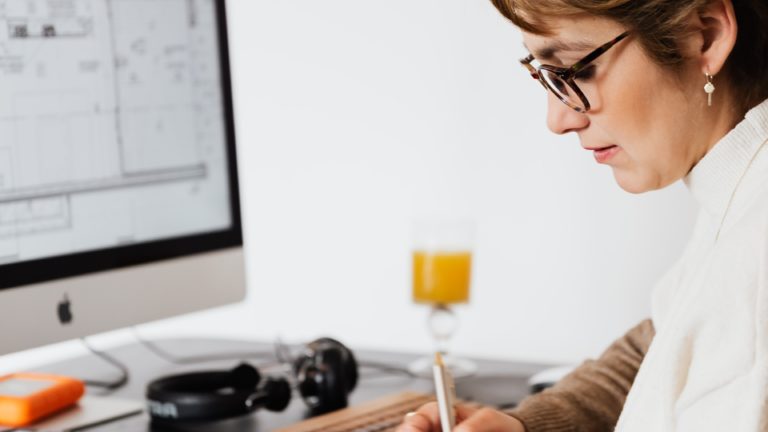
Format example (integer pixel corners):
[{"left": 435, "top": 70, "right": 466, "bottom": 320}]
[{"left": 0, "top": 372, "right": 85, "bottom": 427}]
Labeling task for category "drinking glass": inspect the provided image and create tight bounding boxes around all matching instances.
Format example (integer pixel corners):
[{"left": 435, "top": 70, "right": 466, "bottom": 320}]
[{"left": 409, "top": 219, "right": 477, "bottom": 377}]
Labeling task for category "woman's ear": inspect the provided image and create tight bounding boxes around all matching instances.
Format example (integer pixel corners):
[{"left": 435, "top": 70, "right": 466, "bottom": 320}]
[{"left": 697, "top": 0, "right": 738, "bottom": 75}]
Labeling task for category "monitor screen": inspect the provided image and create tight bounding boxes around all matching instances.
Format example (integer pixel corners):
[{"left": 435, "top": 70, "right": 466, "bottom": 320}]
[{"left": 0, "top": 0, "right": 245, "bottom": 354}]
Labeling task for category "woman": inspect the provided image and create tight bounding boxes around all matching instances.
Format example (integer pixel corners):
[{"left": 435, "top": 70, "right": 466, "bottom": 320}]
[{"left": 397, "top": 0, "right": 768, "bottom": 431}]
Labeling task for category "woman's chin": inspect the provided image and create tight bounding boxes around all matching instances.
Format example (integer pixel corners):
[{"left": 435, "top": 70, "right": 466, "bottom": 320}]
[{"left": 612, "top": 169, "right": 659, "bottom": 194}]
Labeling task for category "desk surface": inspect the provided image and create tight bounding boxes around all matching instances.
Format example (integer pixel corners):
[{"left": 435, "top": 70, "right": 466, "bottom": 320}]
[{"left": 34, "top": 338, "right": 547, "bottom": 431}]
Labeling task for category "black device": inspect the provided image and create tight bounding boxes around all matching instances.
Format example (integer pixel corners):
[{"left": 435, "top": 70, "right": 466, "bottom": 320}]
[
  {"left": 145, "top": 338, "right": 359, "bottom": 425},
  {"left": 293, "top": 337, "right": 359, "bottom": 413}
]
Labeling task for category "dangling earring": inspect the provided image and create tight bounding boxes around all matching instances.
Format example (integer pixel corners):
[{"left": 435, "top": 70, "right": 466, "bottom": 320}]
[{"left": 704, "top": 71, "right": 716, "bottom": 107}]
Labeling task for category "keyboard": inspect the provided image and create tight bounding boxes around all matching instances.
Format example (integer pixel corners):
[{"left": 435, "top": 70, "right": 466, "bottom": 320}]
[{"left": 275, "top": 392, "right": 436, "bottom": 432}]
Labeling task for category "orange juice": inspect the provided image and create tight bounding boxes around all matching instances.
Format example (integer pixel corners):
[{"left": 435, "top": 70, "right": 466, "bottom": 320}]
[{"left": 412, "top": 251, "right": 471, "bottom": 304}]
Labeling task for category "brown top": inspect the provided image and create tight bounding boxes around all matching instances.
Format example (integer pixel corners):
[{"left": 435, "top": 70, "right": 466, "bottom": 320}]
[{"left": 506, "top": 319, "right": 655, "bottom": 432}]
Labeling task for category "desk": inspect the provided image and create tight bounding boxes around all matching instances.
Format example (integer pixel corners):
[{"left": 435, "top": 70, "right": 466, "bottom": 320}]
[{"left": 34, "top": 338, "right": 547, "bottom": 431}]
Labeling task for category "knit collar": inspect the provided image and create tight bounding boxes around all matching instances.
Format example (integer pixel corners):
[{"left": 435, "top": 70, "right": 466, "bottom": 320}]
[{"left": 684, "top": 99, "right": 768, "bottom": 223}]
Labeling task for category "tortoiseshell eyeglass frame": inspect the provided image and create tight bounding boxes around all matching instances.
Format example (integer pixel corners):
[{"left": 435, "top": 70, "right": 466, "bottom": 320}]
[{"left": 520, "top": 31, "right": 630, "bottom": 113}]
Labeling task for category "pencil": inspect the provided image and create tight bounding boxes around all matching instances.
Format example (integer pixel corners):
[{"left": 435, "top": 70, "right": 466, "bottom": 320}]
[{"left": 433, "top": 352, "right": 456, "bottom": 432}]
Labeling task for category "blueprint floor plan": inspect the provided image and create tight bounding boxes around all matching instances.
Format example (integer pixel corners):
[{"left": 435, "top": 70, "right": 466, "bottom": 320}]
[{"left": 0, "top": 0, "right": 232, "bottom": 263}]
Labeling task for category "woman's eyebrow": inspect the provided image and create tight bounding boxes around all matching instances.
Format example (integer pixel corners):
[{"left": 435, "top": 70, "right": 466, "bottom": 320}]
[{"left": 523, "top": 38, "right": 596, "bottom": 60}]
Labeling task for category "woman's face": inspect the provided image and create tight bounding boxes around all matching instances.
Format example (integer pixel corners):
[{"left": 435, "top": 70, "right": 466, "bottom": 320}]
[{"left": 522, "top": 16, "right": 723, "bottom": 193}]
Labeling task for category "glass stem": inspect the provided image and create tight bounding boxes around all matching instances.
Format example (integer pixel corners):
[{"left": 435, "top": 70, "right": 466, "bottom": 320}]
[{"left": 428, "top": 304, "right": 458, "bottom": 356}]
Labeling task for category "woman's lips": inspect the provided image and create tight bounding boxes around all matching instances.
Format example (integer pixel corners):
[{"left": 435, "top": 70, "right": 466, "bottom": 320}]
[{"left": 592, "top": 145, "right": 620, "bottom": 163}]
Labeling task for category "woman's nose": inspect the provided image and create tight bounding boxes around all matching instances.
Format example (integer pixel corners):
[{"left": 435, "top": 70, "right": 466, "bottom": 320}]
[{"left": 545, "top": 92, "right": 589, "bottom": 135}]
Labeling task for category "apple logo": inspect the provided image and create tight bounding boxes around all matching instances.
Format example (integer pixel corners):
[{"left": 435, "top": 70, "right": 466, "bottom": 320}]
[{"left": 57, "top": 294, "right": 73, "bottom": 325}]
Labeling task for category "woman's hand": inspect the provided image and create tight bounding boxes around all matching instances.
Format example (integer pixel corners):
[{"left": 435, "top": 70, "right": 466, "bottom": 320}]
[{"left": 395, "top": 401, "right": 526, "bottom": 432}]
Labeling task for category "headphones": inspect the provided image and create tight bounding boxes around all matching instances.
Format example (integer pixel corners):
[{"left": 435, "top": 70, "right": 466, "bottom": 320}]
[{"left": 146, "top": 337, "right": 358, "bottom": 425}]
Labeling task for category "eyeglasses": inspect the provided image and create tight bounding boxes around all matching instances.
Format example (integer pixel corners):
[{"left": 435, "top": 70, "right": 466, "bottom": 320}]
[{"left": 520, "top": 32, "right": 630, "bottom": 113}]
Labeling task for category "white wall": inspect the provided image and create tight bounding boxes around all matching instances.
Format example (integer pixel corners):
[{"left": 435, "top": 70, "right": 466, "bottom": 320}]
[
  {"left": 1, "top": 0, "right": 697, "bottom": 372},
  {"left": 210, "top": 0, "right": 697, "bottom": 364}
]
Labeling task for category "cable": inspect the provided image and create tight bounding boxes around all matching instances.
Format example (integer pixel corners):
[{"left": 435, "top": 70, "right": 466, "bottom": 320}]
[
  {"left": 273, "top": 337, "right": 294, "bottom": 366},
  {"left": 79, "top": 338, "right": 129, "bottom": 391},
  {"left": 358, "top": 360, "right": 418, "bottom": 379},
  {"left": 133, "top": 329, "right": 418, "bottom": 380},
  {"left": 131, "top": 327, "right": 275, "bottom": 365},
  {"left": 272, "top": 338, "right": 417, "bottom": 379}
]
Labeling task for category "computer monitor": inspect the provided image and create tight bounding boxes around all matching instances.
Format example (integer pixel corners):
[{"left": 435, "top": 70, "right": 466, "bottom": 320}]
[{"left": 0, "top": 0, "right": 245, "bottom": 355}]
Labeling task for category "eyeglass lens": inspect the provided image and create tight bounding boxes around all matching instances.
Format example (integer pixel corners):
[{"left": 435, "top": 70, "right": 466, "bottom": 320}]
[{"left": 539, "top": 70, "right": 586, "bottom": 111}]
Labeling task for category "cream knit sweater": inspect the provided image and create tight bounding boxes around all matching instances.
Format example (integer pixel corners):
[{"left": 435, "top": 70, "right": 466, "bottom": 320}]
[
  {"left": 616, "top": 98, "right": 768, "bottom": 431},
  {"left": 508, "top": 103, "right": 768, "bottom": 431},
  {"left": 508, "top": 100, "right": 768, "bottom": 431}
]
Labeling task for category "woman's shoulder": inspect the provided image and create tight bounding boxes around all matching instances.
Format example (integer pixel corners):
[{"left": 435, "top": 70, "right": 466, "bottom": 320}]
[{"left": 721, "top": 142, "right": 768, "bottom": 235}]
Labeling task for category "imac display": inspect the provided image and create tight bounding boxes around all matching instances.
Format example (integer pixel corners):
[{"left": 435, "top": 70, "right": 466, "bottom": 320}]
[{"left": 0, "top": 0, "right": 245, "bottom": 354}]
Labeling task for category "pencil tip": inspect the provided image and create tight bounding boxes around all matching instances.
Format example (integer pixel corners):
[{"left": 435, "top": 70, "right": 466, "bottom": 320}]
[{"left": 435, "top": 352, "right": 444, "bottom": 366}]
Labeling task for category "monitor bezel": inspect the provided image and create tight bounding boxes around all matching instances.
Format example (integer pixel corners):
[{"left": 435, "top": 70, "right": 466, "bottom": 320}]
[{"left": 0, "top": 0, "right": 242, "bottom": 292}]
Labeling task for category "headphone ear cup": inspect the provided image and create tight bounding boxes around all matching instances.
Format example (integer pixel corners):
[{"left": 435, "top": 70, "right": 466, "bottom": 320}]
[
  {"left": 296, "top": 364, "right": 323, "bottom": 410},
  {"left": 261, "top": 377, "right": 292, "bottom": 412},
  {"left": 315, "top": 346, "right": 347, "bottom": 412},
  {"left": 314, "top": 337, "right": 359, "bottom": 394},
  {"left": 294, "top": 338, "right": 359, "bottom": 413},
  {"left": 231, "top": 363, "right": 261, "bottom": 390}
]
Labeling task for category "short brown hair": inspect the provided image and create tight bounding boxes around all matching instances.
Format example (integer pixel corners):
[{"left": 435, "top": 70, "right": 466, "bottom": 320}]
[{"left": 491, "top": 0, "right": 768, "bottom": 115}]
